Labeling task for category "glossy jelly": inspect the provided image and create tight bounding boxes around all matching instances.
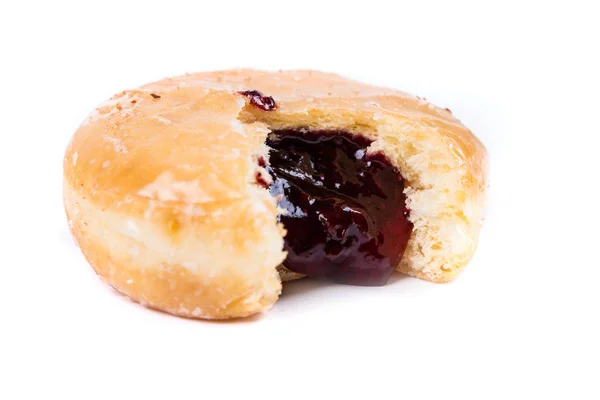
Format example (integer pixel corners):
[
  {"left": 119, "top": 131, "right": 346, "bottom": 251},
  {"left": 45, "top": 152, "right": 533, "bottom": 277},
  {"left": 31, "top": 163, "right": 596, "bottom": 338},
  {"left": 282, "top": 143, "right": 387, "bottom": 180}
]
[{"left": 266, "top": 130, "right": 413, "bottom": 286}]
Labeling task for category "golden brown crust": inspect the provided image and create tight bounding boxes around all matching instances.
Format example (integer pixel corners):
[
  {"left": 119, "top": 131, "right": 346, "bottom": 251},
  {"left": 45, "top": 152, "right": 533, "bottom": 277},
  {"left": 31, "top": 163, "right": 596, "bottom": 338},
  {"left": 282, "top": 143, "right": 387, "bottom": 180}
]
[{"left": 64, "top": 69, "right": 488, "bottom": 319}]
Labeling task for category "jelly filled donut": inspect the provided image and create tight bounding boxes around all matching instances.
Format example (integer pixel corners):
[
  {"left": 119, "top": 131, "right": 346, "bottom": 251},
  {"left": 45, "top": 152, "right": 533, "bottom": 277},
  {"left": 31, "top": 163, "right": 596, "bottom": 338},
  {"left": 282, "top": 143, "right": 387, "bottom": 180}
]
[{"left": 63, "top": 70, "right": 488, "bottom": 319}]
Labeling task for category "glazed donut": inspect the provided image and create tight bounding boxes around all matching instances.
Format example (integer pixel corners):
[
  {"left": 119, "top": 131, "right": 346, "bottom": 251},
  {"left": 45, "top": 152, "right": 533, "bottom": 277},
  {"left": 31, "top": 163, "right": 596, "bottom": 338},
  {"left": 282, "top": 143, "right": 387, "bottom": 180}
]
[{"left": 63, "top": 70, "right": 488, "bottom": 319}]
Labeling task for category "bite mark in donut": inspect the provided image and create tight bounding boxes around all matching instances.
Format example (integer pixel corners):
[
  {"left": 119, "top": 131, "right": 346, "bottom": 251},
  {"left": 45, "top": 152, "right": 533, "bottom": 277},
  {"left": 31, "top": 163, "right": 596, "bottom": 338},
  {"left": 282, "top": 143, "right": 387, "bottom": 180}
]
[{"left": 242, "top": 90, "right": 413, "bottom": 285}]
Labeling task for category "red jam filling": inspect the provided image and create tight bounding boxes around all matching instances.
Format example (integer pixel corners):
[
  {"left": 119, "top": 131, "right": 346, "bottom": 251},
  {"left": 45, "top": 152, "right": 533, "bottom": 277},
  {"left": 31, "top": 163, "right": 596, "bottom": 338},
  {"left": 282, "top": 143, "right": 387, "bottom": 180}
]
[
  {"left": 265, "top": 130, "right": 413, "bottom": 286},
  {"left": 238, "top": 90, "right": 277, "bottom": 111}
]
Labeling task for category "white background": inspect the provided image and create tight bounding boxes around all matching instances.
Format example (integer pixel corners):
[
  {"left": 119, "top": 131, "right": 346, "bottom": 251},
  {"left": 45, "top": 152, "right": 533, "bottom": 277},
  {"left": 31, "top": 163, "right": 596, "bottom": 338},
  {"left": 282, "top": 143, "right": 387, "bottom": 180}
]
[{"left": 1, "top": 1, "right": 599, "bottom": 399}]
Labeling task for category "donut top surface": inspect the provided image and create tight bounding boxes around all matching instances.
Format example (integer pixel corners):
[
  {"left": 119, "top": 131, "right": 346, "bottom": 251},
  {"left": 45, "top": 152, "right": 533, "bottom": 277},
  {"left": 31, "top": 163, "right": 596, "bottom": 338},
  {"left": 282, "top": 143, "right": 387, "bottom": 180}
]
[{"left": 65, "top": 69, "right": 486, "bottom": 211}]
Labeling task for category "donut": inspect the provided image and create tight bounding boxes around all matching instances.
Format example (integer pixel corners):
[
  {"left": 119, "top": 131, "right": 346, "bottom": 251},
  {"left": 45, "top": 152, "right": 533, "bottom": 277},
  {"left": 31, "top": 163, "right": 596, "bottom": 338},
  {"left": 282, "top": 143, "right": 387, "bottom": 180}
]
[{"left": 63, "top": 69, "right": 488, "bottom": 319}]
